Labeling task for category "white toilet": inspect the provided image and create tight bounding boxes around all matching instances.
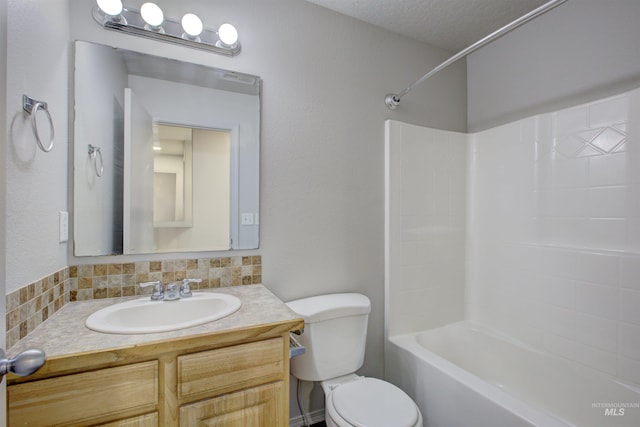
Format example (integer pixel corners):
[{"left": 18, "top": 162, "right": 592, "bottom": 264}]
[{"left": 287, "top": 293, "right": 423, "bottom": 427}]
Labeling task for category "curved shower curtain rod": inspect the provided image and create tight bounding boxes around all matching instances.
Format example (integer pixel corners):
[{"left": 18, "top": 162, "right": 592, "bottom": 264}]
[{"left": 385, "top": 0, "right": 568, "bottom": 110}]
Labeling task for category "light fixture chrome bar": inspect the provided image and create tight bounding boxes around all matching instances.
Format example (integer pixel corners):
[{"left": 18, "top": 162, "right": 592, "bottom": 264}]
[
  {"left": 92, "top": 6, "right": 241, "bottom": 56},
  {"left": 385, "top": 0, "right": 567, "bottom": 110}
]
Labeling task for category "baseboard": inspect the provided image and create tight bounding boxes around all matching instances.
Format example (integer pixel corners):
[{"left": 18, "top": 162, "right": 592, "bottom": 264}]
[{"left": 289, "top": 408, "right": 325, "bottom": 427}]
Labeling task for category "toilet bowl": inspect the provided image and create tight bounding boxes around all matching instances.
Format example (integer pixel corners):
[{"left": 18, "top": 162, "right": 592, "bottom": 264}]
[
  {"left": 322, "top": 375, "right": 423, "bottom": 427},
  {"left": 286, "top": 293, "right": 423, "bottom": 427}
]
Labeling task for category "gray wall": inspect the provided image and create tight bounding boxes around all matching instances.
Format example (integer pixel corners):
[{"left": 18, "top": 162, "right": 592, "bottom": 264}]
[
  {"left": 5, "top": 0, "right": 70, "bottom": 291},
  {"left": 467, "top": 0, "right": 640, "bottom": 132},
  {"left": 66, "top": 0, "right": 467, "bottom": 383}
]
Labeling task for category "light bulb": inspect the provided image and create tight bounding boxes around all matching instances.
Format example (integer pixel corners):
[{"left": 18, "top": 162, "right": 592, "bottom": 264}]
[
  {"left": 140, "top": 2, "right": 164, "bottom": 28},
  {"left": 182, "top": 13, "right": 203, "bottom": 37},
  {"left": 218, "top": 23, "right": 238, "bottom": 46},
  {"left": 96, "top": 0, "right": 123, "bottom": 16}
]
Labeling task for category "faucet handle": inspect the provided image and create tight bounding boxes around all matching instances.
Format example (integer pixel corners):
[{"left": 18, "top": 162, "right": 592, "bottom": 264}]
[
  {"left": 180, "top": 278, "right": 202, "bottom": 298},
  {"left": 139, "top": 281, "right": 164, "bottom": 301}
]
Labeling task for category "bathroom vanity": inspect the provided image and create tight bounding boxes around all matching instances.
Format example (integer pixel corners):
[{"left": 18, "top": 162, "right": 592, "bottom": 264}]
[{"left": 6, "top": 285, "right": 303, "bottom": 427}]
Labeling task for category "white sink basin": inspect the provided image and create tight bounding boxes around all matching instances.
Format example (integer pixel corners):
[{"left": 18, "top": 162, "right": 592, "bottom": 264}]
[{"left": 85, "top": 292, "right": 242, "bottom": 334}]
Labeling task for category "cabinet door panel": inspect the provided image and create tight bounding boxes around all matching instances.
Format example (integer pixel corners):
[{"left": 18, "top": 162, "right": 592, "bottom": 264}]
[
  {"left": 98, "top": 412, "right": 158, "bottom": 427},
  {"left": 180, "top": 381, "right": 285, "bottom": 427},
  {"left": 178, "top": 338, "right": 283, "bottom": 402},
  {"left": 8, "top": 361, "right": 158, "bottom": 426}
]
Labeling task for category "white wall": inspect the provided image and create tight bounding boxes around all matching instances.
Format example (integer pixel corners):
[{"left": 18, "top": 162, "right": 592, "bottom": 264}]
[
  {"left": 5, "top": 0, "right": 70, "bottom": 291},
  {"left": 467, "top": 0, "right": 640, "bottom": 132},
  {"left": 385, "top": 120, "right": 467, "bottom": 337},
  {"left": 468, "top": 88, "right": 640, "bottom": 386}
]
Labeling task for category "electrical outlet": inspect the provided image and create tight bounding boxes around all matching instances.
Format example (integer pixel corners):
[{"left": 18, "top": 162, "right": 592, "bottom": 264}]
[
  {"left": 241, "top": 213, "right": 254, "bottom": 225},
  {"left": 59, "top": 211, "right": 69, "bottom": 243}
]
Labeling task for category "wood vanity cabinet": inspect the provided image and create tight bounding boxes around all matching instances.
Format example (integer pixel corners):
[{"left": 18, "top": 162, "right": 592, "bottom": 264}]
[
  {"left": 8, "top": 362, "right": 159, "bottom": 426},
  {"left": 7, "top": 321, "right": 302, "bottom": 427}
]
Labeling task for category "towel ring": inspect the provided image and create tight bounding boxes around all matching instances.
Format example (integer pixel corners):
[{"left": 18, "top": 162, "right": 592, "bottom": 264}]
[
  {"left": 22, "top": 95, "right": 55, "bottom": 152},
  {"left": 88, "top": 144, "right": 104, "bottom": 177}
]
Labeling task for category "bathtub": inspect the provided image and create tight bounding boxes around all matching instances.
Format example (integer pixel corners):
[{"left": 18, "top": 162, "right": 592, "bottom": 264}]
[{"left": 385, "top": 322, "right": 640, "bottom": 427}]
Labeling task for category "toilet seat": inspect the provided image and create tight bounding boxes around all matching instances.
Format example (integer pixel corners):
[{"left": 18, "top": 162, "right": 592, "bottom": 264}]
[{"left": 326, "top": 378, "right": 420, "bottom": 427}]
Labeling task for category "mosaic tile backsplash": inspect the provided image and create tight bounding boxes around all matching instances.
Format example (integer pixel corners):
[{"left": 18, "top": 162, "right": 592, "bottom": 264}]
[{"left": 6, "top": 256, "right": 261, "bottom": 349}]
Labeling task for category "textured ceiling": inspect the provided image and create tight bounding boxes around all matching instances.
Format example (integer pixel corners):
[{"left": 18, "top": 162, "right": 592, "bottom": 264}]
[{"left": 304, "top": 0, "right": 549, "bottom": 52}]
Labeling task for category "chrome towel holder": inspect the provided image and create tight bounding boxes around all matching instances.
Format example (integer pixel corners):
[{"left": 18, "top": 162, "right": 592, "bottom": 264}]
[
  {"left": 22, "top": 94, "right": 55, "bottom": 152},
  {"left": 88, "top": 144, "right": 104, "bottom": 177}
]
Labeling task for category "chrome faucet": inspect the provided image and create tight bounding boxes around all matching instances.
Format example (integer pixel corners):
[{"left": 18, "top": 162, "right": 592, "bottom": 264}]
[
  {"left": 164, "top": 283, "right": 180, "bottom": 301},
  {"left": 180, "top": 278, "right": 202, "bottom": 298},
  {"left": 139, "top": 281, "right": 164, "bottom": 301},
  {"left": 139, "top": 281, "right": 180, "bottom": 301},
  {"left": 139, "top": 279, "right": 203, "bottom": 301}
]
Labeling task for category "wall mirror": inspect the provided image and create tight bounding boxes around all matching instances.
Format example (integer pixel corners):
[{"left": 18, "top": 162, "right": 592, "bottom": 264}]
[{"left": 73, "top": 41, "right": 260, "bottom": 256}]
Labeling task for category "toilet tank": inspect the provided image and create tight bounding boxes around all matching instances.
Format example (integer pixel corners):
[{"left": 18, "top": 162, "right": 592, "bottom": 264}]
[{"left": 286, "top": 293, "right": 371, "bottom": 382}]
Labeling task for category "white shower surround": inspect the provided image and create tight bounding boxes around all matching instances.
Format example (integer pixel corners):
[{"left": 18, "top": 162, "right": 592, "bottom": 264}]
[{"left": 385, "top": 87, "right": 640, "bottom": 389}]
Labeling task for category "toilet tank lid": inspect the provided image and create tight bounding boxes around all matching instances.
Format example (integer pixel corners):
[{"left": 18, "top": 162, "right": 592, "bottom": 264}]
[{"left": 286, "top": 293, "right": 371, "bottom": 324}]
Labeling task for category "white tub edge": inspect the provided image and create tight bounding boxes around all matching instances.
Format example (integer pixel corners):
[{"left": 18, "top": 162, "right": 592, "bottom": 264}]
[{"left": 388, "top": 331, "right": 573, "bottom": 427}]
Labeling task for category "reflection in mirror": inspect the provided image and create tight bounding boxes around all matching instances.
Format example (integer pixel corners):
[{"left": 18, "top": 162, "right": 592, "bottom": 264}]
[
  {"left": 73, "top": 41, "right": 260, "bottom": 256},
  {"left": 150, "top": 124, "right": 231, "bottom": 253},
  {"left": 153, "top": 124, "right": 194, "bottom": 228}
]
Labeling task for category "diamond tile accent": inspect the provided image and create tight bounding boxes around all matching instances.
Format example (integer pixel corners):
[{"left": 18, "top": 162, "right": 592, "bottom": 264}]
[
  {"left": 576, "top": 145, "right": 603, "bottom": 158},
  {"left": 589, "top": 127, "right": 626, "bottom": 153},
  {"left": 613, "top": 141, "right": 628, "bottom": 153},
  {"left": 556, "top": 135, "right": 586, "bottom": 158},
  {"left": 556, "top": 124, "right": 628, "bottom": 159},
  {"left": 577, "top": 129, "right": 601, "bottom": 141}
]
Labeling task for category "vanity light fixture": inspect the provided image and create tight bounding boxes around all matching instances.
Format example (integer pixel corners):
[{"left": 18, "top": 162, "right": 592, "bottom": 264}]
[
  {"left": 181, "top": 13, "right": 203, "bottom": 40},
  {"left": 140, "top": 2, "right": 164, "bottom": 32},
  {"left": 96, "top": 0, "right": 124, "bottom": 19},
  {"left": 217, "top": 23, "right": 239, "bottom": 48},
  {"left": 92, "top": 1, "right": 241, "bottom": 56}
]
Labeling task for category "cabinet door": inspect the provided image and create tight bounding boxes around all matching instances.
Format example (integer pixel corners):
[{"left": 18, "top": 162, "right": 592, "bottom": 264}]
[
  {"left": 8, "top": 361, "right": 158, "bottom": 426},
  {"left": 178, "top": 337, "right": 283, "bottom": 403},
  {"left": 97, "top": 412, "right": 158, "bottom": 426},
  {"left": 179, "top": 381, "right": 285, "bottom": 427}
]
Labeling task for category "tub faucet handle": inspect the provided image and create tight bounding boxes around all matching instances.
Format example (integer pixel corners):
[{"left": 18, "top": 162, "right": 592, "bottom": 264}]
[
  {"left": 139, "top": 281, "right": 163, "bottom": 301},
  {"left": 180, "top": 278, "right": 201, "bottom": 298}
]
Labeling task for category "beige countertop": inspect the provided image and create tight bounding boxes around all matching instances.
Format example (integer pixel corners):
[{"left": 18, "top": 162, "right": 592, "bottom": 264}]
[{"left": 9, "top": 284, "right": 302, "bottom": 359}]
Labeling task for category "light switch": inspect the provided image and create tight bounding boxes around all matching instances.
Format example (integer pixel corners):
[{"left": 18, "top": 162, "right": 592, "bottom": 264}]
[
  {"left": 59, "top": 211, "right": 69, "bottom": 242},
  {"left": 241, "top": 213, "right": 254, "bottom": 225}
]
